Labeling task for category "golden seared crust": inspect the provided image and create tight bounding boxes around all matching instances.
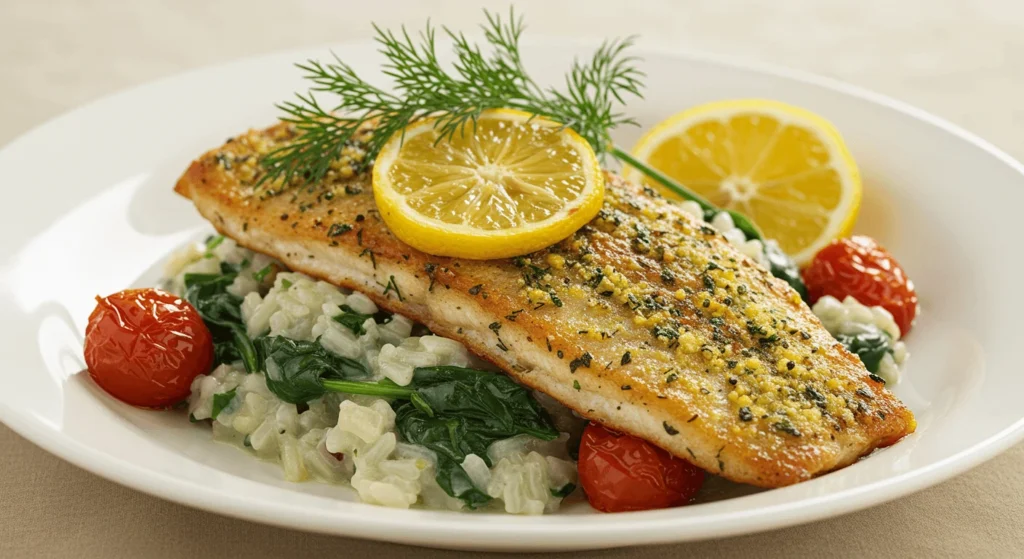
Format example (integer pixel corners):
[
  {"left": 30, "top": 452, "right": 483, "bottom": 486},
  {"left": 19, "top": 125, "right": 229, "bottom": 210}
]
[{"left": 174, "top": 122, "right": 916, "bottom": 488}]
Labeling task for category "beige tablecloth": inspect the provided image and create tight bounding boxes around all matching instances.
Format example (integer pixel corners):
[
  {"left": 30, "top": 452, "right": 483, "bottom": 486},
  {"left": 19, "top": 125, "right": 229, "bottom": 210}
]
[{"left": 3, "top": 1, "right": 1023, "bottom": 556}]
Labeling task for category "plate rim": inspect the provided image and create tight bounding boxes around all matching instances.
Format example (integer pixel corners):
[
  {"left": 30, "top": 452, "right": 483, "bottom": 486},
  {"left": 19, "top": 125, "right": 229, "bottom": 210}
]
[{"left": 3, "top": 38, "right": 1024, "bottom": 550}]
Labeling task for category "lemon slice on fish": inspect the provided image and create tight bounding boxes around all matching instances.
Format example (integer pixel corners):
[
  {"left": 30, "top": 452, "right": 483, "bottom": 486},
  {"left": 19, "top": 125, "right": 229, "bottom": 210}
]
[
  {"left": 624, "top": 99, "right": 861, "bottom": 264},
  {"left": 372, "top": 109, "right": 604, "bottom": 260}
]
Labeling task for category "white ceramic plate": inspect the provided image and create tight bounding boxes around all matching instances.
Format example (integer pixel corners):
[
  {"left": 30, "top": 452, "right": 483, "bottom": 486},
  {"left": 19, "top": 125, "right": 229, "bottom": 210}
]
[{"left": 1, "top": 40, "right": 1022, "bottom": 552}]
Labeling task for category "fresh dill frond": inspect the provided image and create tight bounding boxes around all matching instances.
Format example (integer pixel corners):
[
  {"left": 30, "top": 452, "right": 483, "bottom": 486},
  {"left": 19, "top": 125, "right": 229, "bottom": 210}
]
[{"left": 259, "top": 8, "right": 644, "bottom": 189}]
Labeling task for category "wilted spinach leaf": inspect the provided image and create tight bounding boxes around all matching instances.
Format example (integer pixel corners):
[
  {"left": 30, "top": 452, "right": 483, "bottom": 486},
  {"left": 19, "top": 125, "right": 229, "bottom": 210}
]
[
  {"left": 406, "top": 367, "right": 559, "bottom": 441},
  {"left": 835, "top": 326, "right": 893, "bottom": 374},
  {"left": 205, "top": 235, "right": 226, "bottom": 253},
  {"left": 252, "top": 264, "right": 274, "bottom": 282},
  {"left": 332, "top": 304, "right": 393, "bottom": 335},
  {"left": 184, "top": 273, "right": 242, "bottom": 327},
  {"left": 332, "top": 305, "right": 372, "bottom": 335},
  {"left": 184, "top": 272, "right": 258, "bottom": 373},
  {"left": 320, "top": 366, "right": 559, "bottom": 507},
  {"left": 394, "top": 404, "right": 494, "bottom": 508},
  {"left": 763, "top": 240, "right": 809, "bottom": 302},
  {"left": 255, "top": 336, "right": 369, "bottom": 404},
  {"left": 228, "top": 323, "right": 259, "bottom": 374},
  {"left": 551, "top": 483, "right": 576, "bottom": 498},
  {"left": 703, "top": 208, "right": 763, "bottom": 242},
  {"left": 213, "top": 339, "right": 241, "bottom": 366}
]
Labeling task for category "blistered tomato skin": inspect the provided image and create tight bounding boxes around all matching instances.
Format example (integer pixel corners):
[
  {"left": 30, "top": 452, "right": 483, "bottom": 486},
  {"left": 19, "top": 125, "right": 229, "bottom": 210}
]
[
  {"left": 84, "top": 288, "right": 213, "bottom": 408},
  {"left": 803, "top": 236, "right": 918, "bottom": 335},
  {"left": 577, "top": 423, "right": 705, "bottom": 513}
]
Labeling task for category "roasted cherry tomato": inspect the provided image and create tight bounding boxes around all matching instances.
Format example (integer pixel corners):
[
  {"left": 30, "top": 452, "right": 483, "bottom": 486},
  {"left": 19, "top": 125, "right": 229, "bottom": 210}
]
[
  {"left": 803, "top": 236, "right": 918, "bottom": 335},
  {"left": 84, "top": 288, "right": 213, "bottom": 408},
  {"left": 577, "top": 423, "right": 705, "bottom": 513}
]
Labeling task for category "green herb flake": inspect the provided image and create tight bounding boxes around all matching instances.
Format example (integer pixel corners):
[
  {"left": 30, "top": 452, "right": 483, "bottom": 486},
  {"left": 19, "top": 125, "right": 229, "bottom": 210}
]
[
  {"left": 359, "top": 248, "right": 377, "bottom": 269},
  {"left": 204, "top": 235, "right": 225, "bottom": 254},
  {"left": 773, "top": 419, "right": 802, "bottom": 437},
  {"left": 424, "top": 262, "right": 437, "bottom": 291},
  {"left": 652, "top": 324, "right": 679, "bottom": 340},
  {"left": 568, "top": 352, "right": 593, "bottom": 373},
  {"left": 327, "top": 223, "right": 352, "bottom": 237},
  {"left": 211, "top": 388, "right": 238, "bottom": 420},
  {"left": 383, "top": 275, "right": 403, "bottom": 301},
  {"left": 252, "top": 264, "right": 274, "bottom": 282},
  {"left": 549, "top": 292, "right": 563, "bottom": 307},
  {"left": 214, "top": 153, "right": 233, "bottom": 170},
  {"left": 332, "top": 305, "right": 378, "bottom": 335}
]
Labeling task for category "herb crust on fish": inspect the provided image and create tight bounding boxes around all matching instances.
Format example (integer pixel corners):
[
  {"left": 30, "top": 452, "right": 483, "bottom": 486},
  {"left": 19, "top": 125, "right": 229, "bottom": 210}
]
[{"left": 174, "top": 122, "right": 915, "bottom": 488}]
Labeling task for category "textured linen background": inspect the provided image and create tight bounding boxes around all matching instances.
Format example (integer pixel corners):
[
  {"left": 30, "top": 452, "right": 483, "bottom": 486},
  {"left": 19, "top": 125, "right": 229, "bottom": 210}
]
[{"left": 2, "top": 1, "right": 1022, "bottom": 557}]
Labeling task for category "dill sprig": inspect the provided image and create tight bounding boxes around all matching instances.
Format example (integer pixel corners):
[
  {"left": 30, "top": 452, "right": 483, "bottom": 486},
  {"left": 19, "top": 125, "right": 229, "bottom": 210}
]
[
  {"left": 262, "top": 8, "right": 766, "bottom": 242},
  {"left": 260, "top": 8, "right": 643, "bottom": 188}
]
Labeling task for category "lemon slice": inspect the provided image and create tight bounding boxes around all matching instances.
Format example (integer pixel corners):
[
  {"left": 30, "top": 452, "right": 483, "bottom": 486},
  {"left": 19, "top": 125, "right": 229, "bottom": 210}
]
[
  {"left": 373, "top": 109, "right": 604, "bottom": 260},
  {"left": 624, "top": 99, "right": 861, "bottom": 264}
]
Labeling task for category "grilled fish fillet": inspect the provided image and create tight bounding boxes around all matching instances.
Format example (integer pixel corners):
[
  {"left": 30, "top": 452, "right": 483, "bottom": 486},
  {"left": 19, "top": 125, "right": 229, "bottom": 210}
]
[{"left": 174, "top": 122, "right": 915, "bottom": 488}]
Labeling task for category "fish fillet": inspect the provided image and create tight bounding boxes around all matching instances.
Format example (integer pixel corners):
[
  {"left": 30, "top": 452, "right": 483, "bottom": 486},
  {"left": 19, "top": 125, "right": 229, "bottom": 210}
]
[{"left": 174, "top": 122, "right": 915, "bottom": 488}]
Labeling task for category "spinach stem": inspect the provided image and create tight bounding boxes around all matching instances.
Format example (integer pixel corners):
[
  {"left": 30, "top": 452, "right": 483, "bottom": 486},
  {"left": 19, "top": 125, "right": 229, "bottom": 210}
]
[
  {"left": 229, "top": 324, "right": 258, "bottom": 374},
  {"left": 321, "top": 379, "right": 436, "bottom": 417},
  {"left": 610, "top": 144, "right": 763, "bottom": 241},
  {"left": 321, "top": 379, "right": 413, "bottom": 399},
  {"left": 611, "top": 145, "right": 715, "bottom": 209}
]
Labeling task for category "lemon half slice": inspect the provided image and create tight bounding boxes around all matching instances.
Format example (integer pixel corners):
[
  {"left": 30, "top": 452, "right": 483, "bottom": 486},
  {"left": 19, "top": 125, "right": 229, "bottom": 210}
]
[
  {"left": 372, "top": 109, "right": 604, "bottom": 260},
  {"left": 624, "top": 99, "right": 861, "bottom": 264}
]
